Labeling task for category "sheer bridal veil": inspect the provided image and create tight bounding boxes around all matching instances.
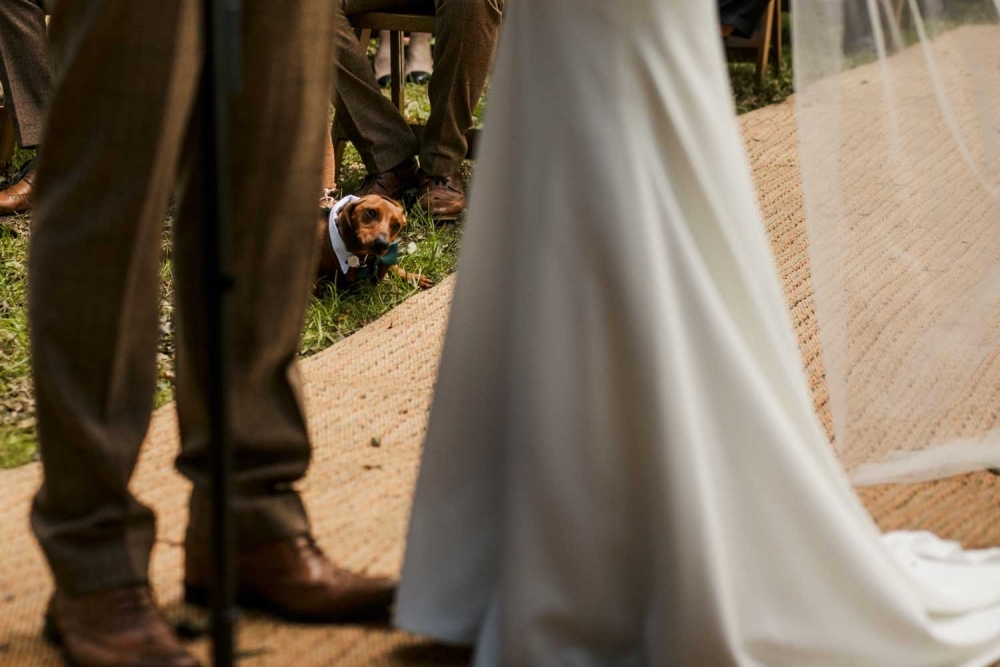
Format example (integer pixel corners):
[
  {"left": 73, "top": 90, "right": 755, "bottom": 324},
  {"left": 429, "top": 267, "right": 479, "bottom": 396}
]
[{"left": 794, "top": 0, "right": 1000, "bottom": 484}]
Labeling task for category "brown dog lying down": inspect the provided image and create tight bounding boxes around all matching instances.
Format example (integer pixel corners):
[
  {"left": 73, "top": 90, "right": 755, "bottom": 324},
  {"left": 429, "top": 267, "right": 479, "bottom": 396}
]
[{"left": 316, "top": 194, "right": 433, "bottom": 290}]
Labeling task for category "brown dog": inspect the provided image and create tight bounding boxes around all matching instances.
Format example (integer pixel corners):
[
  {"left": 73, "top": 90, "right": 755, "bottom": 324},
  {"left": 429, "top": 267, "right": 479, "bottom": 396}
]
[{"left": 316, "top": 194, "right": 433, "bottom": 289}]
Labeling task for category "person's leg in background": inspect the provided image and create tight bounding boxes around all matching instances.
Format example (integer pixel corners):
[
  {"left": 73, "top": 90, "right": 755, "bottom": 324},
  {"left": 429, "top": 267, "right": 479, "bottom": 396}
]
[
  {"left": 416, "top": 0, "right": 503, "bottom": 220},
  {"left": 0, "top": 0, "right": 54, "bottom": 215},
  {"left": 375, "top": 31, "right": 433, "bottom": 87},
  {"left": 406, "top": 32, "right": 433, "bottom": 83},
  {"left": 329, "top": 0, "right": 502, "bottom": 218},
  {"left": 331, "top": 0, "right": 420, "bottom": 200},
  {"left": 374, "top": 29, "right": 392, "bottom": 86},
  {"left": 175, "top": 0, "right": 394, "bottom": 623}
]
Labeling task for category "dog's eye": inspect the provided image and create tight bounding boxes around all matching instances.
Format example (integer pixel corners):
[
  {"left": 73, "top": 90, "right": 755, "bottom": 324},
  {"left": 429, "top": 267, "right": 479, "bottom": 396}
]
[
  {"left": 365, "top": 208, "right": 377, "bottom": 220},
  {"left": 391, "top": 223, "right": 401, "bottom": 232}
]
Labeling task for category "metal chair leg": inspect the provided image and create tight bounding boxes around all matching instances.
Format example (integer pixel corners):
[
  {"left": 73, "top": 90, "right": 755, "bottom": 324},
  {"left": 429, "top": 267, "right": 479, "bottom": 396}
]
[{"left": 390, "top": 30, "right": 405, "bottom": 114}]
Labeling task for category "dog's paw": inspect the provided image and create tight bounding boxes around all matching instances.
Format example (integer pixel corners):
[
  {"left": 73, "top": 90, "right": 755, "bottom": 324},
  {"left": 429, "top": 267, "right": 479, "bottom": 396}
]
[{"left": 410, "top": 273, "right": 434, "bottom": 290}]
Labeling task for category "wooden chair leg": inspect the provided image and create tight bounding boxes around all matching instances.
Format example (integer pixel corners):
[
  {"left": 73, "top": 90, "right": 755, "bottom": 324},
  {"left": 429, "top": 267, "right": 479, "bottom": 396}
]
[
  {"left": 390, "top": 30, "right": 405, "bottom": 114},
  {"left": 322, "top": 122, "right": 336, "bottom": 192},
  {"left": 773, "top": 0, "right": 783, "bottom": 75},
  {"left": 756, "top": 0, "right": 775, "bottom": 84}
]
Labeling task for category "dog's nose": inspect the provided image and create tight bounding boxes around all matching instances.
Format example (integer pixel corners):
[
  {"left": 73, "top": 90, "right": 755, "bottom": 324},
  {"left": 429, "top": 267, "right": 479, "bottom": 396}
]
[{"left": 372, "top": 237, "right": 389, "bottom": 254}]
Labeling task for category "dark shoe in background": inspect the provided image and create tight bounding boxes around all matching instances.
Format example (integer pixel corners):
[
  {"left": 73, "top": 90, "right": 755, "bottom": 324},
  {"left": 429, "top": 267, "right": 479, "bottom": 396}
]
[
  {"left": 184, "top": 535, "right": 396, "bottom": 623},
  {"left": 0, "top": 158, "right": 36, "bottom": 216},
  {"left": 416, "top": 170, "right": 465, "bottom": 221},
  {"left": 44, "top": 586, "right": 201, "bottom": 667},
  {"left": 405, "top": 32, "right": 433, "bottom": 85},
  {"left": 356, "top": 156, "right": 419, "bottom": 201}
]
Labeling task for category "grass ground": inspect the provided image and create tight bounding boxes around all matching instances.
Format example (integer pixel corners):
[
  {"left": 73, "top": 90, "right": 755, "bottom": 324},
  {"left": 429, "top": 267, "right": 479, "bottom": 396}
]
[{"left": 0, "top": 51, "right": 793, "bottom": 469}]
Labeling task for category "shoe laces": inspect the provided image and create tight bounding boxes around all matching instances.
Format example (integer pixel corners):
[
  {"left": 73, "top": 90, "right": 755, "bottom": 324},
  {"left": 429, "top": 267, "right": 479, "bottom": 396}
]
[
  {"left": 4, "top": 158, "right": 35, "bottom": 187},
  {"left": 13, "top": 158, "right": 35, "bottom": 185}
]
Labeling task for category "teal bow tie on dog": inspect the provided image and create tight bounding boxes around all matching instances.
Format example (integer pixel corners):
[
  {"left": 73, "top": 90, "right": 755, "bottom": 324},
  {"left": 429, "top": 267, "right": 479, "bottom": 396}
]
[{"left": 353, "top": 241, "right": 400, "bottom": 281}]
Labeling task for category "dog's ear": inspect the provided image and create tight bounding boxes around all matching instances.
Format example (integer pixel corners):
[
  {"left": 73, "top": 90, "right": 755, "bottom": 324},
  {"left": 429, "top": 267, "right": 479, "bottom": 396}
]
[
  {"left": 338, "top": 197, "right": 362, "bottom": 228},
  {"left": 337, "top": 198, "right": 363, "bottom": 248}
]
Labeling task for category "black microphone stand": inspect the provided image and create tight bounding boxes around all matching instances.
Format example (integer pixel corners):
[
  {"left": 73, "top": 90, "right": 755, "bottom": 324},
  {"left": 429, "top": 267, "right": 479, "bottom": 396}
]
[{"left": 200, "top": 0, "right": 242, "bottom": 665}]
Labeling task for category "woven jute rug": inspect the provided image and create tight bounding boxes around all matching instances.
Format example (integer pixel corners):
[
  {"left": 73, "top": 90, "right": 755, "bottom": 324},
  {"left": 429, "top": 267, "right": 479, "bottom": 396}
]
[{"left": 3, "top": 36, "right": 1000, "bottom": 667}]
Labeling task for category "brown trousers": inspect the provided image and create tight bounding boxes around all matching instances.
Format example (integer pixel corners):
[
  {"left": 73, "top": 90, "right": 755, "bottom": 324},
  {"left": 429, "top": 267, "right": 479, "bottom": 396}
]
[
  {"left": 0, "top": 0, "right": 53, "bottom": 148},
  {"left": 333, "top": 0, "right": 503, "bottom": 177},
  {"left": 29, "top": 0, "right": 334, "bottom": 596}
]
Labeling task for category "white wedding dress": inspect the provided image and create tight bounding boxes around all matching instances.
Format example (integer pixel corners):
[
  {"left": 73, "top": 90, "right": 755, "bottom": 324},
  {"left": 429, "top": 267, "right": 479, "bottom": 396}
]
[{"left": 393, "top": 0, "right": 1000, "bottom": 664}]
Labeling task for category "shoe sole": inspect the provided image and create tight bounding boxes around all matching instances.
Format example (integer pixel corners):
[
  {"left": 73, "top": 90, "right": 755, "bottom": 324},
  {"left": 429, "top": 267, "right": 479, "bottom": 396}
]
[
  {"left": 41, "top": 616, "right": 85, "bottom": 667},
  {"left": 183, "top": 583, "right": 390, "bottom": 625},
  {"left": 42, "top": 607, "right": 199, "bottom": 665}
]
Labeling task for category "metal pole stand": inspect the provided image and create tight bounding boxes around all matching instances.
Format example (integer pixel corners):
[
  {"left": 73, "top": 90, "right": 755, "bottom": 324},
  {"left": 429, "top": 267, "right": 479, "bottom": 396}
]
[{"left": 201, "top": 1, "right": 242, "bottom": 665}]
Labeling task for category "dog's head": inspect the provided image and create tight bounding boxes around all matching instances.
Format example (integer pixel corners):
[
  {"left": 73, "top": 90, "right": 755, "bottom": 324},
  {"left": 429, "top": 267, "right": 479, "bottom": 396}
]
[{"left": 336, "top": 194, "right": 406, "bottom": 257}]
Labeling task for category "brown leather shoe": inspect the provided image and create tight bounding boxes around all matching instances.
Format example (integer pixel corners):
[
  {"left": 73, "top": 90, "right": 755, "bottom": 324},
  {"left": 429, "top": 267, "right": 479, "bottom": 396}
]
[
  {"left": 44, "top": 586, "right": 200, "bottom": 667},
  {"left": 0, "top": 160, "right": 35, "bottom": 216},
  {"left": 184, "top": 535, "right": 396, "bottom": 623},
  {"left": 416, "top": 170, "right": 465, "bottom": 221},
  {"left": 356, "top": 156, "right": 419, "bottom": 201}
]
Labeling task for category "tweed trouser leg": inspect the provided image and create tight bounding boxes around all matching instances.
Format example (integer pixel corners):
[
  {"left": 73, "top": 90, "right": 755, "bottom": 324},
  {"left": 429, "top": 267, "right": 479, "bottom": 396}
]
[
  {"left": 29, "top": 0, "right": 333, "bottom": 596},
  {"left": 333, "top": 0, "right": 502, "bottom": 177},
  {"left": 333, "top": 0, "right": 422, "bottom": 175},
  {"left": 419, "top": 0, "right": 502, "bottom": 176},
  {"left": 0, "top": 0, "right": 53, "bottom": 148}
]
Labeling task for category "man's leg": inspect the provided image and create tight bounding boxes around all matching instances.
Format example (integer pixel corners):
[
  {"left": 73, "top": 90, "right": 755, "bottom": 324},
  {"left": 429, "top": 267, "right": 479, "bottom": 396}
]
[
  {"left": 0, "top": 0, "right": 52, "bottom": 149},
  {"left": 173, "top": 0, "right": 333, "bottom": 554},
  {"left": 416, "top": 0, "right": 502, "bottom": 219},
  {"left": 175, "top": 0, "right": 395, "bottom": 622},
  {"left": 31, "top": 0, "right": 198, "bottom": 600},
  {"left": 29, "top": 0, "right": 201, "bottom": 664},
  {"left": 0, "top": 0, "right": 54, "bottom": 215},
  {"left": 332, "top": 0, "right": 418, "bottom": 193}
]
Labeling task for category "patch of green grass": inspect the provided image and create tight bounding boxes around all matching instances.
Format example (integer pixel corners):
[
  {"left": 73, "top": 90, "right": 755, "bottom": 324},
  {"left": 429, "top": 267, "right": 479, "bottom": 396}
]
[
  {"left": 0, "top": 425, "right": 36, "bottom": 468},
  {"left": 728, "top": 13, "right": 794, "bottom": 115},
  {"left": 729, "top": 53, "right": 794, "bottom": 115},
  {"left": 3, "top": 146, "right": 35, "bottom": 181},
  {"left": 0, "top": 206, "right": 34, "bottom": 467},
  {"left": 155, "top": 217, "right": 177, "bottom": 409}
]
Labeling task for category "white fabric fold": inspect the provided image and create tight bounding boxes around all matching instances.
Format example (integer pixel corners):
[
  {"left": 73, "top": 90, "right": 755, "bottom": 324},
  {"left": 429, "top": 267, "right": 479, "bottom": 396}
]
[{"left": 394, "top": 1, "right": 1000, "bottom": 664}]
